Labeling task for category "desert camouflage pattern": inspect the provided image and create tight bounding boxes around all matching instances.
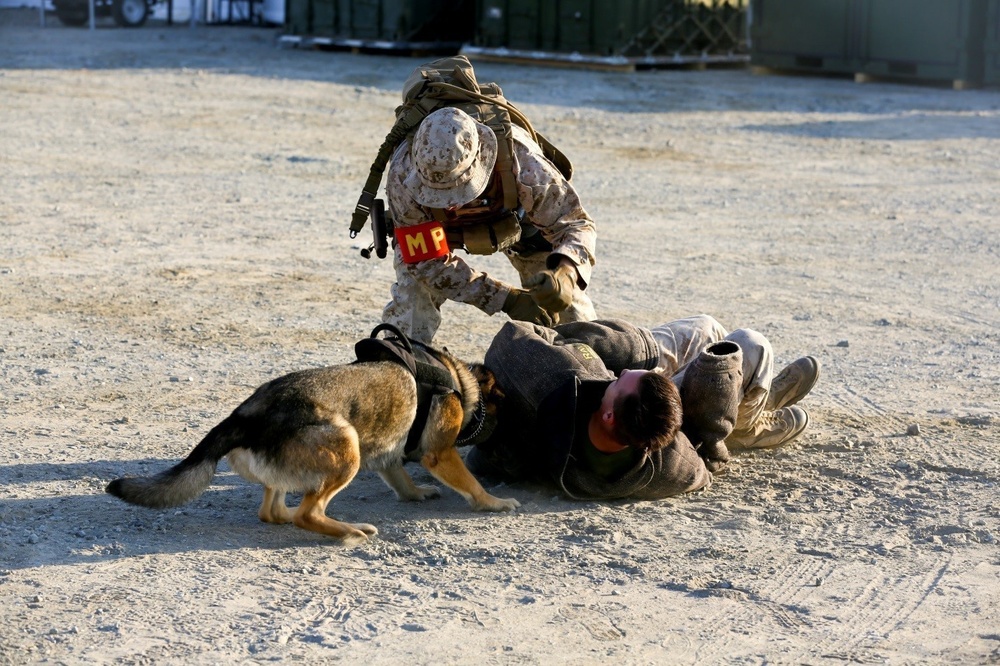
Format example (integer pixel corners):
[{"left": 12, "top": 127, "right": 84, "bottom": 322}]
[
  {"left": 383, "top": 125, "right": 597, "bottom": 342},
  {"left": 404, "top": 107, "right": 498, "bottom": 210},
  {"left": 383, "top": 248, "right": 597, "bottom": 344}
]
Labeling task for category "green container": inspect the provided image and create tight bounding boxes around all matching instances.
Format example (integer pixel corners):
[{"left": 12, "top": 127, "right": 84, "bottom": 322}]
[
  {"left": 555, "top": 0, "right": 592, "bottom": 53},
  {"left": 333, "top": 0, "right": 353, "bottom": 34},
  {"left": 285, "top": 0, "right": 474, "bottom": 43},
  {"left": 476, "top": 0, "right": 672, "bottom": 56},
  {"left": 285, "top": 0, "right": 311, "bottom": 33},
  {"left": 524, "top": 1, "right": 558, "bottom": 51},
  {"left": 857, "top": 0, "right": 987, "bottom": 85},
  {"left": 556, "top": 0, "right": 649, "bottom": 55},
  {"left": 750, "top": 0, "right": 860, "bottom": 74},
  {"left": 341, "top": 0, "right": 378, "bottom": 38},
  {"left": 986, "top": 0, "right": 1000, "bottom": 84},
  {"left": 475, "top": 0, "right": 564, "bottom": 51},
  {"left": 395, "top": 0, "right": 475, "bottom": 43},
  {"left": 311, "top": 0, "right": 336, "bottom": 35}
]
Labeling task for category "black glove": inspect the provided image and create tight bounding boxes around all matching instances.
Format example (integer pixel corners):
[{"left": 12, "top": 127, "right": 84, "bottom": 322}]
[
  {"left": 523, "top": 263, "right": 577, "bottom": 313},
  {"left": 502, "top": 289, "right": 554, "bottom": 327}
]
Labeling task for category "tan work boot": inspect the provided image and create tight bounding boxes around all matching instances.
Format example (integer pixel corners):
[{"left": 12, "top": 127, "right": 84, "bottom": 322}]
[
  {"left": 766, "top": 356, "right": 820, "bottom": 411},
  {"left": 728, "top": 406, "right": 809, "bottom": 449}
]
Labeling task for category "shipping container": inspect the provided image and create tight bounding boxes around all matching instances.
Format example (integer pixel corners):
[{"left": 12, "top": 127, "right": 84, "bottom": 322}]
[
  {"left": 470, "top": 0, "right": 747, "bottom": 67},
  {"left": 283, "top": 0, "right": 474, "bottom": 48},
  {"left": 750, "top": 0, "right": 859, "bottom": 74},
  {"left": 856, "top": 0, "right": 987, "bottom": 87},
  {"left": 978, "top": 0, "right": 999, "bottom": 84}
]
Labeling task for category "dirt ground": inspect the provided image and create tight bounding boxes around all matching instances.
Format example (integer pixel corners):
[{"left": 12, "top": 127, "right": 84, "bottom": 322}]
[{"left": 2, "top": 8, "right": 999, "bottom": 665}]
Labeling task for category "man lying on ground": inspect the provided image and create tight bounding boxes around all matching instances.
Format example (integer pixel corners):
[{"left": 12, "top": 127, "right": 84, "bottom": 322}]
[{"left": 466, "top": 315, "right": 819, "bottom": 500}]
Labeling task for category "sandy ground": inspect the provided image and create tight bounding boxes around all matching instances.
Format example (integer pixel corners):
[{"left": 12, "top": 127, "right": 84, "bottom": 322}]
[{"left": 2, "top": 8, "right": 1000, "bottom": 664}]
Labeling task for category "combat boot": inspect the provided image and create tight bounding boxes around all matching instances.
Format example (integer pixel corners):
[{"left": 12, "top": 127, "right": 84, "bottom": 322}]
[
  {"left": 766, "top": 356, "right": 819, "bottom": 411},
  {"left": 728, "top": 406, "right": 809, "bottom": 449}
]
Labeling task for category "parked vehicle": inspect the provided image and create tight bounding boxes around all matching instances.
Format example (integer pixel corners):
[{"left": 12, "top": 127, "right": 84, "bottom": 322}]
[{"left": 52, "top": 0, "right": 158, "bottom": 27}]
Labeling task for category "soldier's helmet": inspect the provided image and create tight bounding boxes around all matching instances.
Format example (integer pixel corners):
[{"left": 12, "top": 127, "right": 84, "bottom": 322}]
[{"left": 404, "top": 107, "right": 498, "bottom": 209}]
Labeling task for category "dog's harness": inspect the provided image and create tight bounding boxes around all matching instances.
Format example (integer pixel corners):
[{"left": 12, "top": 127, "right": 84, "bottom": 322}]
[{"left": 354, "top": 324, "right": 485, "bottom": 456}]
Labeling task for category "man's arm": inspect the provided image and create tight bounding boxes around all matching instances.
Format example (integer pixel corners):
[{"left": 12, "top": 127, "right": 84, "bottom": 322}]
[{"left": 548, "top": 319, "right": 661, "bottom": 374}]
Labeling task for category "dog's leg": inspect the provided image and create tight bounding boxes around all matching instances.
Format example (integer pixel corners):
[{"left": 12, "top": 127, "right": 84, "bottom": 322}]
[
  {"left": 378, "top": 464, "right": 441, "bottom": 502},
  {"left": 295, "top": 485, "right": 376, "bottom": 545},
  {"left": 258, "top": 486, "right": 292, "bottom": 524},
  {"left": 421, "top": 447, "right": 520, "bottom": 512},
  {"left": 290, "top": 432, "right": 377, "bottom": 545},
  {"left": 420, "top": 393, "right": 519, "bottom": 512}
]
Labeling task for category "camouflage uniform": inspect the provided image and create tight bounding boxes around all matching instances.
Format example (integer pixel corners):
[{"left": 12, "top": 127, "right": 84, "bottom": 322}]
[{"left": 382, "top": 124, "right": 597, "bottom": 343}]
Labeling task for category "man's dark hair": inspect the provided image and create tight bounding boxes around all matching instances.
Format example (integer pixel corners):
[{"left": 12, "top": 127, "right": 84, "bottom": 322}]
[{"left": 613, "top": 373, "right": 682, "bottom": 454}]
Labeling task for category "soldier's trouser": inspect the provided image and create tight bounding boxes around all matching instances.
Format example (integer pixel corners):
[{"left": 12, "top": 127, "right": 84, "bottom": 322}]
[
  {"left": 382, "top": 257, "right": 449, "bottom": 345},
  {"left": 650, "top": 315, "right": 775, "bottom": 434},
  {"left": 382, "top": 249, "right": 596, "bottom": 344}
]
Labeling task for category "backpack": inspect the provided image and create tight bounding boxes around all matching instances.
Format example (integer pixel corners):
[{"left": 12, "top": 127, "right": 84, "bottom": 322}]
[{"left": 349, "top": 55, "right": 573, "bottom": 252}]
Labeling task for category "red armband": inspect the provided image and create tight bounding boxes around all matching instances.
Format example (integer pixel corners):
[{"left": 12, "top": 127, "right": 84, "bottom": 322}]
[{"left": 394, "top": 221, "right": 450, "bottom": 264}]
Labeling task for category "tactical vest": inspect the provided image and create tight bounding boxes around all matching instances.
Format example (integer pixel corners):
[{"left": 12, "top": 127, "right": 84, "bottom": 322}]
[{"left": 431, "top": 171, "right": 525, "bottom": 255}]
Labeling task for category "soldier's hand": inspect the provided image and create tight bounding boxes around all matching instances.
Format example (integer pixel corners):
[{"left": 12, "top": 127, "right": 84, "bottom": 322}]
[
  {"left": 523, "top": 262, "right": 577, "bottom": 313},
  {"left": 502, "top": 289, "right": 554, "bottom": 327}
]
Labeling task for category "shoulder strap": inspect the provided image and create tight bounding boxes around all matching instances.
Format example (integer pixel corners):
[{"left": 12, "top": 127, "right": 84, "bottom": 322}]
[
  {"left": 350, "top": 96, "right": 440, "bottom": 238},
  {"left": 493, "top": 119, "right": 519, "bottom": 212}
]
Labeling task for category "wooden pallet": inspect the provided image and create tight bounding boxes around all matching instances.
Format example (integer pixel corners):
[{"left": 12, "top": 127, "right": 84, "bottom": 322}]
[
  {"left": 853, "top": 71, "right": 980, "bottom": 91},
  {"left": 751, "top": 64, "right": 980, "bottom": 90},
  {"left": 462, "top": 45, "right": 748, "bottom": 73},
  {"left": 278, "top": 34, "right": 461, "bottom": 57}
]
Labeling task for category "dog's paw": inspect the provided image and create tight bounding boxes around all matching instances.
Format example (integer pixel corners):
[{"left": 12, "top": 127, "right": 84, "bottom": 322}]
[
  {"left": 350, "top": 522, "right": 379, "bottom": 536},
  {"left": 337, "top": 523, "right": 378, "bottom": 546},
  {"left": 412, "top": 484, "right": 442, "bottom": 501},
  {"left": 473, "top": 496, "right": 520, "bottom": 512},
  {"left": 340, "top": 532, "right": 372, "bottom": 547}
]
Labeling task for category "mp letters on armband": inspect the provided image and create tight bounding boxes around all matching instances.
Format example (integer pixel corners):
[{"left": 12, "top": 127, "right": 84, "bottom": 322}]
[{"left": 395, "top": 221, "right": 449, "bottom": 264}]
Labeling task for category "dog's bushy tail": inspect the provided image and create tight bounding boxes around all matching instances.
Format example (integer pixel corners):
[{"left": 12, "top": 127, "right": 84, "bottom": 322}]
[{"left": 106, "top": 414, "right": 245, "bottom": 509}]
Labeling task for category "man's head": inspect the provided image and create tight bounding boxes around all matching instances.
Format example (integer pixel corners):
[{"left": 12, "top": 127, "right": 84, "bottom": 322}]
[
  {"left": 404, "top": 107, "right": 498, "bottom": 209},
  {"left": 596, "top": 370, "right": 682, "bottom": 454}
]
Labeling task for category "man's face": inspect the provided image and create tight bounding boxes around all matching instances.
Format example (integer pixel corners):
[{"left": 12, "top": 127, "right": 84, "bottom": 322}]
[{"left": 600, "top": 369, "right": 646, "bottom": 423}]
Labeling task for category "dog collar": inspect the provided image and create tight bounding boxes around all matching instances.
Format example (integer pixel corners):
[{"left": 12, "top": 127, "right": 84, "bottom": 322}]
[{"left": 455, "top": 392, "right": 486, "bottom": 446}]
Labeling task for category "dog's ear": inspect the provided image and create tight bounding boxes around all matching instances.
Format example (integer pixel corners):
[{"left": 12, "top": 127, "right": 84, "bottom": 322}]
[{"left": 469, "top": 364, "right": 504, "bottom": 409}]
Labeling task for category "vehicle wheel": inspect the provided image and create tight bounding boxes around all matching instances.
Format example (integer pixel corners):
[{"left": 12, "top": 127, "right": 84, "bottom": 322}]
[
  {"left": 112, "top": 0, "right": 148, "bottom": 27},
  {"left": 54, "top": 3, "right": 90, "bottom": 26}
]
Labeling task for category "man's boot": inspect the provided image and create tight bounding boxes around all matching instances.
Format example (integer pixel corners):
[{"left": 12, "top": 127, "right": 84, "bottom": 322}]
[
  {"left": 766, "top": 356, "right": 820, "bottom": 411},
  {"left": 728, "top": 406, "right": 809, "bottom": 449}
]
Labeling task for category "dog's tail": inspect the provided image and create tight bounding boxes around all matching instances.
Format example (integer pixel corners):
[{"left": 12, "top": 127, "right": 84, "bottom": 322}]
[{"left": 106, "top": 414, "right": 245, "bottom": 509}]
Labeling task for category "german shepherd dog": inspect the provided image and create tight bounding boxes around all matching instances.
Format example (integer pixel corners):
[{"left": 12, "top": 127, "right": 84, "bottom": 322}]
[{"left": 106, "top": 328, "right": 518, "bottom": 545}]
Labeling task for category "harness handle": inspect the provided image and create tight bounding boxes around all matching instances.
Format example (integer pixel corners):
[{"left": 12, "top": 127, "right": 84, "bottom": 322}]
[{"left": 367, "top": 323, "right": 414, "bottom": 354}]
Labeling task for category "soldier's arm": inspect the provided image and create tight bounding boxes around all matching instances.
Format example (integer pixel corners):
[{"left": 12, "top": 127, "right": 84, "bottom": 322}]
[
  {"left": 385, "top": 146, "right": 513, "bottom": 314},
  {"left": 511, "top": 128, "right": 596, "bottom": 288}
]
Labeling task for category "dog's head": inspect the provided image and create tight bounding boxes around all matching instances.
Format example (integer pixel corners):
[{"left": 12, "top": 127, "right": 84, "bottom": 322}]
[
  {"left": 457, "top": 363, "right": 504, "bottom": 446},
  {"left": 468, "top": 363, "right": 504, "bottom": 417}
]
